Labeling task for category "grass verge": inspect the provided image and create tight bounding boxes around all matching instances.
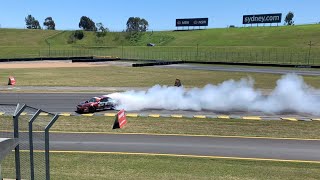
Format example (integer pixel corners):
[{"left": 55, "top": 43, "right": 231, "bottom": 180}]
[
  {"left": 2, "top": 116, "right": 319, "bottom": 139},
  {"left": 1, "top": 66, "right": 320, "bottom": 89},
  {"left": 2, "top": 152, "right": 320, "bottom": 180}
]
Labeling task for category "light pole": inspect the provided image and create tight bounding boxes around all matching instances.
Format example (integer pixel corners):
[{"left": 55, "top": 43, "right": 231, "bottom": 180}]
[
  {"left": 48, "top": 43, "right": 51, "bottom": 57},
  {"left": 308, "top": 41, "right": 311, "bottom": 65}
]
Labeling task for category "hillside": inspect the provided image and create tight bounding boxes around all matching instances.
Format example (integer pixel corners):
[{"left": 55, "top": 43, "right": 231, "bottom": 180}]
[
  {"left": 47, "top": 24, "right": 320, "bottom": 48},
  {"left": 0, "top": 24, "right": 320, "bottom": 59}
]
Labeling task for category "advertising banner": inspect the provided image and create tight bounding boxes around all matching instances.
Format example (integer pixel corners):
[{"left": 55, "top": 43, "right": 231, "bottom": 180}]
[
  {"left": 176, "top": 18, "right": 208, "bottom": 27},
  {"left": 243, "top": 13, "right": 282, "bottom": 24}
]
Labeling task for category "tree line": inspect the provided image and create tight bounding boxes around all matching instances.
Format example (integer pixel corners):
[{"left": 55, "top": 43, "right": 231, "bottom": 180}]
[
  {"left": 25, "top": 11, "right": 295, "bottom": 32},
  {"left": 25, "top": 14, "right": 149, "bottom": 32}
]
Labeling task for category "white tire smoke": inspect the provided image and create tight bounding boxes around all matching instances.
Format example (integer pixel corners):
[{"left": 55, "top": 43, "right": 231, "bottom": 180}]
[{"left": 107, "top": 74, "right": 320, "bottom": 115}]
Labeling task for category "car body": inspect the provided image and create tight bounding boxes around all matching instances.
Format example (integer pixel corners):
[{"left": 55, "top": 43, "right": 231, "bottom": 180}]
[
  {"left": 76, "top": 96, "right": 117, "bottom": 113},
  {"left": 147, "top": 43, "right": 155, "bottom": 46}
]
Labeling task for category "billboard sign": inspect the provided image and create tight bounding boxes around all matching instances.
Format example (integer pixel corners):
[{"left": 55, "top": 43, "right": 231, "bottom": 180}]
[
  {"left": 243, "top": 13, "right": 282, "bottom": 24},
  {"left": 176, "top": 18, "right": 208, "bottom": 27}
]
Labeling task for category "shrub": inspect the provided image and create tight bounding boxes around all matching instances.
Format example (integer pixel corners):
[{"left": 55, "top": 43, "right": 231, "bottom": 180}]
[{"left": 74, "top": 30, "right": 84, "bottom": 40}]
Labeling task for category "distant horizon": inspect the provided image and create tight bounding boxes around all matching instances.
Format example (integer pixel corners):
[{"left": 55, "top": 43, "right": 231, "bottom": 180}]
[
  {"left": 1, "top": 23, "right": 319, "bottom": 32},
  {"left": 0, "top": 0, "right": 319, "bottom": 31}
]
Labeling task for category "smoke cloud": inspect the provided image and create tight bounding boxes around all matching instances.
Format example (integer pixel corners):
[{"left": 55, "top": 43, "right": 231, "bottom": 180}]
[{"left": 108, "top": 74, "right": 320, "bottom": 115}]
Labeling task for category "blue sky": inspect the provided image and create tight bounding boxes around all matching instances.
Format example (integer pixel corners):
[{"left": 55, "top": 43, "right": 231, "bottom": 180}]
[{"left": 0, "top": 0, "right": 319, "bottom": 31}]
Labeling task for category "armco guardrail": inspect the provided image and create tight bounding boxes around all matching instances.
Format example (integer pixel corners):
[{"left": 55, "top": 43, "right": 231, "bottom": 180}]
[
  {"left": 0, "top": 56, "right": 93, "bottom": 62},
  {"left": 132, "top": 60, "right": 184, "bottom": 67},
  {"left": 72, "top": 57, "right": 120, "bottom": 62}
]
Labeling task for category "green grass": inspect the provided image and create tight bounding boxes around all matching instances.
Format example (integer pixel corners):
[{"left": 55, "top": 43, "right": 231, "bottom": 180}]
[
  {"left": 2, "top": 116, "right": 320, "bottom": 139},
  {"left": 2, "top": 114, "right": 320, "bottom": 179},
  {"left": 40, "top": 24, "right": 320, "bottom": 48},
  {"left": 1, "top": 25, "right": 320, "bottom": 64},
  {"left": 50, "top": 153, "right": 320, "bottom": 180},
  {"left": 1, "top": 66, "right": 320, "bottom": 89},
  {"left": 52, "top": 116, "right": 320, "bottom": 139},
  {"left": 2, "top": 152, "right": 320, "bottom": 180}
]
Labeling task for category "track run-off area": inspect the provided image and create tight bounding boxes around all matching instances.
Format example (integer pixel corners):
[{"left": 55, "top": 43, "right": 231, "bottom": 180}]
[{"left": 1, "top": 63, "right": 320, "bottom": 163}]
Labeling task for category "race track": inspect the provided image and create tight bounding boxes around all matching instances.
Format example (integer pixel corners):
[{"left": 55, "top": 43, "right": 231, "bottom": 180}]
[
  {"left": 1, "top": 64, "right": 320, "bottom": 162},
  {"left": 0, "top": 93, "right": 315, "bottom": 118},
  {"left": 40, "top": 133, "right": 320, "bottom": 162}
]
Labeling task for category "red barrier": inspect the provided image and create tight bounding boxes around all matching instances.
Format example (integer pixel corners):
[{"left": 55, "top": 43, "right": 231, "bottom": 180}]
[
  {"left": 8, "top": 76, "right": 16, "bottom": 85},
  {"left": 112, "top": 109, "right": 127, "bottom": 129}
]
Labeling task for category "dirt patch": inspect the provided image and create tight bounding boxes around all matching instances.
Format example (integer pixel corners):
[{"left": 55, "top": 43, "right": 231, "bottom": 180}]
[
  {"left": 0, "top": 61, "right": 110, "bottom": 69},
  {"left": 0, "top": 60, "right": 134, "bottom": 69}
]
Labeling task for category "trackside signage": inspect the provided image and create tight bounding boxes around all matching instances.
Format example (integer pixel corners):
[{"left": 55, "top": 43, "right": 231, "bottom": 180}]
[
  {"left": 243, "top": 13, "right": 282, "bottom": 24},
  {"left": 112, "top": 109, "right": 127, "bottom": 129},
  {"left": 176, "top": 18, "right": 208, "bottom": 27}
]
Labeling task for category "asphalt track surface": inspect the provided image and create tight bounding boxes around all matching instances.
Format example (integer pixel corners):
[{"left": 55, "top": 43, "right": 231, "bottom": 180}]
[
  {"left": 18, "top": 133, "right": 320, "bottom": 162},
  {"left": 0, "top": 93, "right": 315, "bottom": 117}
]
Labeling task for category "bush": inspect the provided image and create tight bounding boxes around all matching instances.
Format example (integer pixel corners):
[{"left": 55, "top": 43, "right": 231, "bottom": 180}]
[
  {"left": 74, "top": 30, "right": 84, "bottom": 40},
  {"left": 96, "top": 31, "right": 106, "bottom": 38},
  {"left": 67, "top": 35, "right": 76, "bottom": 44}
]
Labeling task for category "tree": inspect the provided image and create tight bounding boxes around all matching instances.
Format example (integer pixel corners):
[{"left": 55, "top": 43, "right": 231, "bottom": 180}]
[
  {"left": 43, "top": 17, "right": 55, "bottom": 30},
  {"left": 79, "top": 16, "right": 96, "bottom": 31},
  {"left": 126, "top": 17, "right": 149, "bottom": 32},
  {"left": 25, "top": 15, "right": 41, "bottom": 29},
  {"left": 96, "top": 22, "right": 109, "bottom": 32},
  {"left": 284, "top": 11, "right": 294, "bottom": 26},
  {"left": 95, "top": 22, "right": 109, "bottom": 37},
  {"left": 74, "top": 30, "right": 84, "bottom": 40},
  {"left": 25, "top": 15, "right": 34, "bottom": 29},
  {"left": 32, "top": 20, "right": 41, "bottom": 29}
]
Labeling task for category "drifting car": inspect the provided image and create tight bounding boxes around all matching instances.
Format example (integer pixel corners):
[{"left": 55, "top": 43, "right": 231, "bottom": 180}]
[{"left": 76, "top": 96, "right": 117, "bottom": 113}]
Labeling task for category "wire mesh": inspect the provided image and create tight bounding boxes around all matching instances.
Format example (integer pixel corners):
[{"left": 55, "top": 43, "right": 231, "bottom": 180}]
[
  {"left": 0, "top": 104, "right": 19, "bottom": 179},
  {"left": 17, "top": 106, "right": 38, "bottom": 179},
  {"left": 1, "top": 104, "right": 58, "bottom": 179},
  {"left": 32, "top": 111, "right": 55, "bottom": 180}
]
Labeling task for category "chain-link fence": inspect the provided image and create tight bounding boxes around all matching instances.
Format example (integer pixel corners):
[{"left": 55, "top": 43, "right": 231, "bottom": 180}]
[
  {"left": 37, "top": 46, "right": 320, "bottom": 65},
  {"left": 0, "top": 104, "right": 18, "bottom": 179},
  {"left": 0, "top": 104, "right": 59, "bottom": 180},
  {"left": 1, "top": 46, "right": 320, "bottom": 66}
]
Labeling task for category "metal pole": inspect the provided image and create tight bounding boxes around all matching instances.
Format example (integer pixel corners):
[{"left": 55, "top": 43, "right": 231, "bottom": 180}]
[
  {"left": 29, "top": 109, "right": 41, "bottom": 180},
  {"left": 48, "top": 43, "right": 51, "bottom": 57},
  {"left": 45, "top": 114, "right": 59, "bottom": 180},
  {"left": 13, "top": 104, "right": 27, "bottom": 180},
  {"left": 122, "top": 45, "right": 124, "bottom": 58},
  {"left": 196, "top": 44, "right": 199, "bottom": 60},
  {"left": 308, "top": 41, "right": 312, "bottom": 65}
]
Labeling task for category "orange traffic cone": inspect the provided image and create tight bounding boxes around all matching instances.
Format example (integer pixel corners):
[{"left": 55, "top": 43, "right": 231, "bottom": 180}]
[{"left": 8, "top": 76, "right": 16, "bottom": 86}]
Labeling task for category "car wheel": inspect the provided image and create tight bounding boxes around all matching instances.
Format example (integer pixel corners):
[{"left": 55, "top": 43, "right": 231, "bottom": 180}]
[
  {"left": 89, "top": 106, "right": 95, "bottom": 113},
  {"left": 76, "top": 110, "right": 83, "bottom": 114}
]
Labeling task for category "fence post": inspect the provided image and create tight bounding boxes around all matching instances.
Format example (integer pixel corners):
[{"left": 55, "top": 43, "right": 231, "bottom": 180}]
[
  {"left": 122, "top": 45, "right": 124, "bottom": 58},
  {"left": 45, "top": 114, "right": 59, "bottom": 180},
  {"left": 290, "top": 50, "right": 292, "bottom": 64},
  {"left": 196, "top": 44, "right": 199, "bottom": 60},
  {"left": 29, "top": 109, "right": 41, "bottom": 180},
  {"left": 13, "top": 104, "right": 27, "bottom": 180},
  {"left": 269, "top": 50, "right": 271, "bottom": 63}
]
